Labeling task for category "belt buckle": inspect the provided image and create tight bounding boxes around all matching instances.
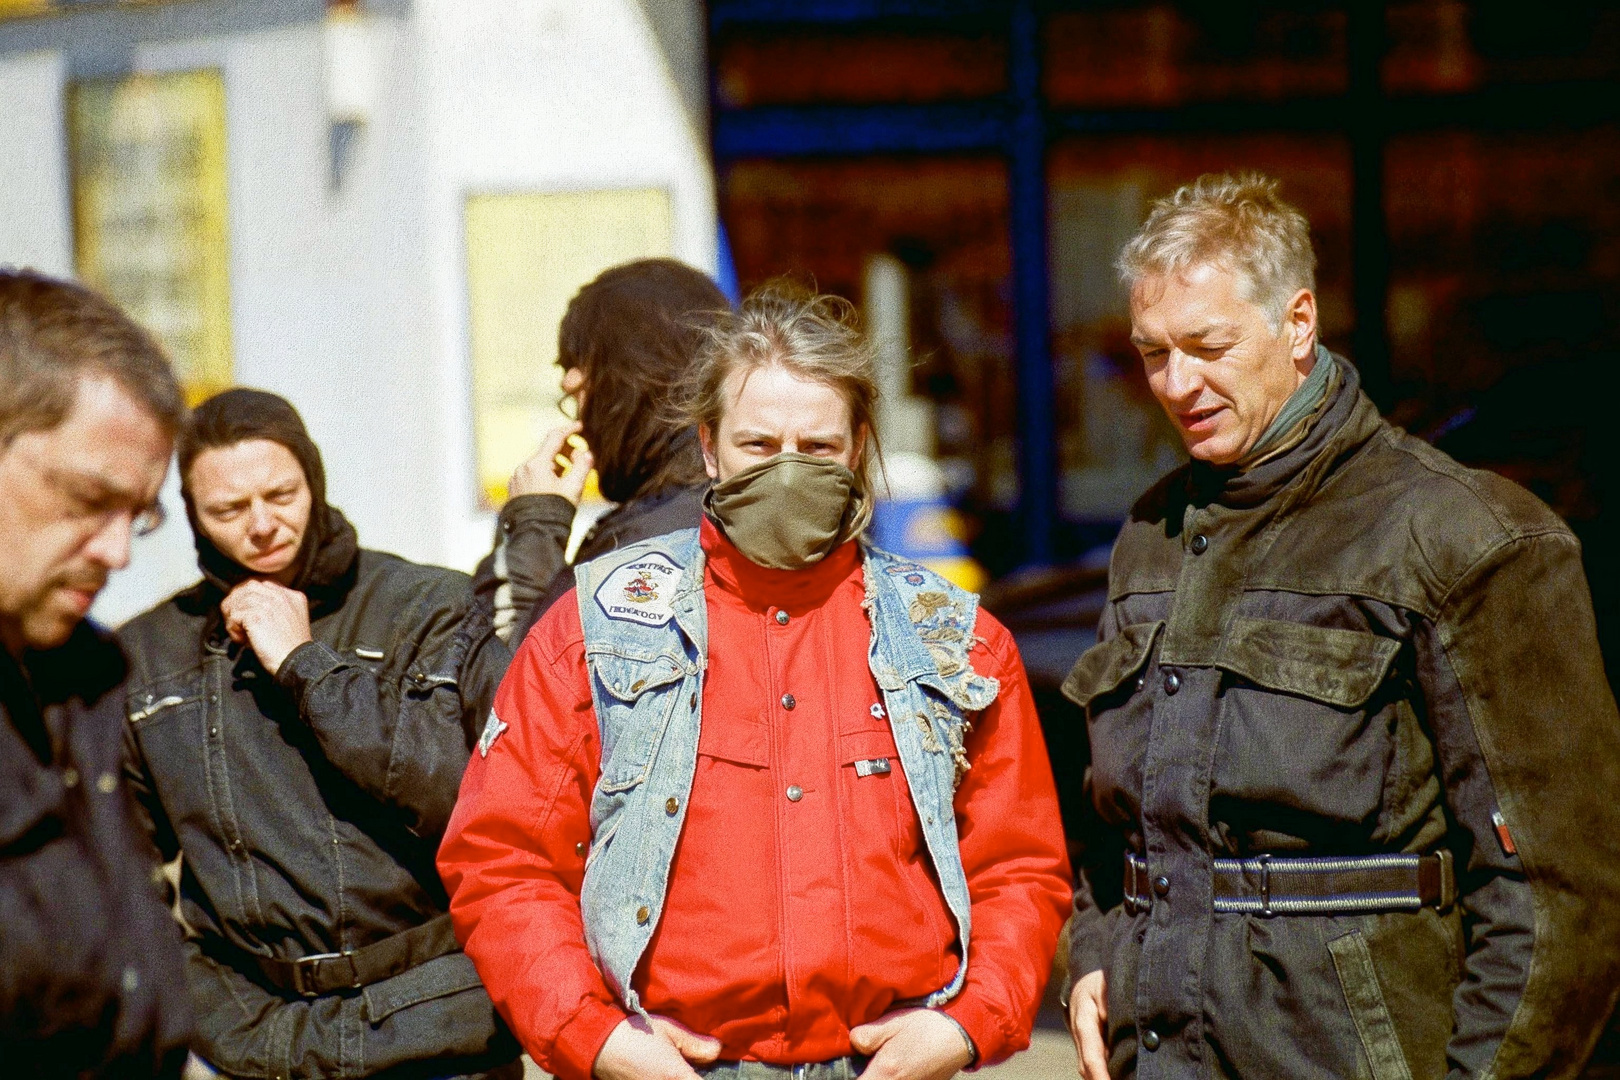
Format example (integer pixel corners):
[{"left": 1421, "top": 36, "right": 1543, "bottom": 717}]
[
  {"left": 1433, "top": 849, "right": 1457, "bottom": 911},
  {"left": 291, "top": 951, "right": 360, "bottom": 998},
  {"left": 1257, "top": 853, "right": 1273, "bottom": 917}
]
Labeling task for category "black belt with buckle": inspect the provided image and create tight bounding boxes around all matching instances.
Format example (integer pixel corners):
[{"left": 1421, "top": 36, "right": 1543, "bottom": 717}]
[
  {"left": 1123, "top": 850, "right": 1456, "bottom": 916},
  {"left": 205, "top": 913, "right": 461, "bottom": 998}
]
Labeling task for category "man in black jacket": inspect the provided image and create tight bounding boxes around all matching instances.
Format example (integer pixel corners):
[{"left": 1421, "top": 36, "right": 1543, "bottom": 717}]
[
  {"left": 0, "top": 269, "right": 192, "bottom": 1076},
  {"left": 1063, "top": 174, "right": 1620, "bottom": 1079},
  {"left": 119, "top": 388, "right": 520, "bottom": 1079},
  {"left": 475, "top": 259, "right": 727, "bottom": 644}
]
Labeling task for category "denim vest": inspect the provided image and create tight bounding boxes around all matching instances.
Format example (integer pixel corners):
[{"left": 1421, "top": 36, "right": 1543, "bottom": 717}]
[{"left": 572, "top": 527, "right": 999, "bottom": 1016}]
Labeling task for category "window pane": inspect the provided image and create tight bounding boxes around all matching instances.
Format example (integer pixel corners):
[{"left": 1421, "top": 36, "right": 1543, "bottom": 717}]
[
  {"left": 70, "top": 69, "right": 234, "bottom": 405},
  {"left": 715, "top": 29, "right": 1006, "bottom": 108},
  {"left": 1385, "top": 1, "right": 1620, "bottom": 93},
  {"left": 1385, "top": 126, "right": 1620, "bottom": 437},
  {"left": 1046, "top": 4, "right": 1348, "bottom": 108}
]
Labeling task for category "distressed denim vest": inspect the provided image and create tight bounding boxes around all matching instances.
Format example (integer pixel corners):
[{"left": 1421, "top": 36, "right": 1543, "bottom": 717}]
[{"left": 572, "top": 527, "right": 999, "bottom": 1016}]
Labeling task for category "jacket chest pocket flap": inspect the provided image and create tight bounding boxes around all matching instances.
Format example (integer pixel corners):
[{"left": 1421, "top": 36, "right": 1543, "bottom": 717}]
[
  {"left": 1216, "top": 618, "right": 1400, "bottom": 709},
  {"left": 1062, "top": 621, "right": 1164, "bottom": 711},
  {"left": 587, "top": 648, "right": 689, "bottom": 791},
  {"left": 126, "top": 673, "right": 204, "bottom": 728}
]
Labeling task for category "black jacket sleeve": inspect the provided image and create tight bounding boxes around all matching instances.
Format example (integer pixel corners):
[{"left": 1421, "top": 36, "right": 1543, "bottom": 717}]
[
  {"left": 471, "top": 494, "right": 576, "bottom": 646},
  {"left": 122, "top": 722, "right": 180, "bottom": 868},
  {"left": 1063, "top": 602, "right": 1129, "bottom": 998},
  {"left": 273, "top": 587, "right": 512, "bottom": 841},
  {"left": 1414, "top": 531, "right": 1620, "bottom": 1079}
]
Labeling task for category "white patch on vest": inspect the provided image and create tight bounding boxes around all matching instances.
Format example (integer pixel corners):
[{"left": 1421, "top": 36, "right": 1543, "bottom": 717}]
[
  {"left": 478, "top": 710, "right": 508, "bottom": 758},
  {"left": 869, "top": 702, "right": 886, "bottom": 720},
  {"left": 594, "top": 553, "right": 683, "bottom": 627}
]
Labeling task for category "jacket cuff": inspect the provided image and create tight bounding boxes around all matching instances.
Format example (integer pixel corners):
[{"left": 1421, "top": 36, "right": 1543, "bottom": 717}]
[
  {"left": 1064, "top": 907, "right": 1119, "bottom": 1003},
  {"left": 942, "top": 992, "right": 1008, "bottom": 1068},
  {"left": 499, "top": 494, "right": 576, "bottom": 536},
  {"left": 273, "top": 639, "right": 343, "bottom": 697},
  {"left": 549, "top": 998, "right": 629, "bottom": 1080}
]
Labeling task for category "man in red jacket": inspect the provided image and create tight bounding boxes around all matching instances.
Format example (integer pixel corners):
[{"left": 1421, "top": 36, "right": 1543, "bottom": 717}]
[{"left": 439, "top": 286, "right": 1071, "bottom": 1080}]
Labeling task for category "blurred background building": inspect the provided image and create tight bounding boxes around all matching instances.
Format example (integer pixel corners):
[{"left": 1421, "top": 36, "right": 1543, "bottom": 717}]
[{"left": 0, "top": 0, "right": 717, "bottom": 623}]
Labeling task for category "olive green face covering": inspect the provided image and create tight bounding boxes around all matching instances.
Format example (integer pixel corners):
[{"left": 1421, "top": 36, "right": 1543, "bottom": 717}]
[{"left": 705, "top": 452, "right": 866, "bottom": 570}]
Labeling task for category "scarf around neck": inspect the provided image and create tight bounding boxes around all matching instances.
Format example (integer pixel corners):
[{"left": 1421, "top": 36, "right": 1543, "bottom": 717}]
[{"left": 1239, "top": 342, "right": 1338, "bottom": 470}]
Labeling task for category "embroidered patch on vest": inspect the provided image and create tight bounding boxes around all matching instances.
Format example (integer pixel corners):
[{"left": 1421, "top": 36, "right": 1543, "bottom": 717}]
[
  {"left": 595, "top": 553, "right": 683, "bottom": 627},
  {"left": 477, "top": 710, "right": 508, "bottom": 758},
  {"left": 883, "top": 561, "right": 929, "bottom": 586}
]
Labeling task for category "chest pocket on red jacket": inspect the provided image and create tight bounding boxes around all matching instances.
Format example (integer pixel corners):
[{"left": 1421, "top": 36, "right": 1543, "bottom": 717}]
[
  {"left": 587, "top": 649, "right": 688, "bottom": 792},
  {"left": 697, "top": 715, "right": 768, "bottom": 768},
  {"left": 838, "top": 726, "right": 927, "bottom": 862},
  {"left": 1215, "top": 618, "right": 1400, "bottom": 709}
]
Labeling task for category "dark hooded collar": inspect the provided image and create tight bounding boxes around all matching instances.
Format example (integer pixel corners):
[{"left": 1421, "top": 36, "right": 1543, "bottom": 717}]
[
  {"left": 193, "top": 504, "right": 360, "bottom": 622},
  {"left": 1186, "top": 349, "right": 1378, "bottom": 512}
]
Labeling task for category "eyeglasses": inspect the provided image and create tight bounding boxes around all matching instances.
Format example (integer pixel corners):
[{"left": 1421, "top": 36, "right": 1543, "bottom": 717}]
[
  {"left": 7, "top": 444, "right": 166, "bottom": 539},
  {"left": 52, "top": 472, "right": 167, "bottom": 539},
  {"left": 131, "top": 502, "right": 167, "bottom": 537}
]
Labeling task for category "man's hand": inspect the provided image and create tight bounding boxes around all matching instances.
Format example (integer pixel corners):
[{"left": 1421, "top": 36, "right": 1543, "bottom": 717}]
[
  {"left": 1067, "top": 969, "right": 1109, "bottom": 1080},
  {"left": 220, "top": 579, "right": 313, "bottom": 676},
  {"left": 850, "top": 1008, "right": 974, "bottom": 1080},
  {"left": 593, "top": 1014, "right": 721, "bottom": 1080},
  {"left": 509, "top": 422, "right": 595, "bottom": 505}
]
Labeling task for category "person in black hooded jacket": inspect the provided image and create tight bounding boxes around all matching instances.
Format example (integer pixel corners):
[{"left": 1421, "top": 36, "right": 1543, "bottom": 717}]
[
  {"left": 117, "top": 388, "right": 520, "bottom": 1080},
  {"left": 474, "top": 258, "right": 728, "bottom": 645}
]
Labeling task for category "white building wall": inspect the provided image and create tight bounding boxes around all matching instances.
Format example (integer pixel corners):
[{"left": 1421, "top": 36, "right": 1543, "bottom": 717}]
[
  {"left": 0, "top": 48, "right": 72, "bottom": 277},
  {"left": 0, "top": 0, "right": 714, "bottom": 626},
  {"left": 415, "top": 0, "right": 718, "bottom": 570}
]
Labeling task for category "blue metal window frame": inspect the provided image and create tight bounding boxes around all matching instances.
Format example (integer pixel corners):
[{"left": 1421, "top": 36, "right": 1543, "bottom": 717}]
[{"left": 709, "top": 0, "right": 1620, "bottom": 570}]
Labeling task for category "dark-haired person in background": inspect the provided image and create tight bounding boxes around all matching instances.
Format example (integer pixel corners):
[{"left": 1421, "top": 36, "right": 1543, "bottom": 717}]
[
  {"left": 0, "top": 268, "right": 192, "bottom": 1076},
  {"left": 475, "top": 257, "right": 728, "bottom": 644},
  {"left": 118, "top": 388, "right": 521, "bottom": 1079}
]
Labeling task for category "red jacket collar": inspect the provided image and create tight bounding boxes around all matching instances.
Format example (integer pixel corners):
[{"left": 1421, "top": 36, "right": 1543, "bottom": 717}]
[{"left": 699, "top": 515, "right": 861, "bottom": 613}]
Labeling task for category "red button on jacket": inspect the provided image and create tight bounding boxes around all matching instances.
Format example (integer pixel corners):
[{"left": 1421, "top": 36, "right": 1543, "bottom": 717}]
[{"left": 439, "top": 520, "right": 1071, "bottom": 1080}]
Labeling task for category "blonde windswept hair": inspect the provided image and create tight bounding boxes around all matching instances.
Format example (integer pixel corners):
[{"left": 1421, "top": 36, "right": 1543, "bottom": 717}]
[
  {"left": 679, "top": 280, "right": 883, "bottom": 527},
  {"left": 1117, "top": 172, "right": 1317, "bottom": 330}
]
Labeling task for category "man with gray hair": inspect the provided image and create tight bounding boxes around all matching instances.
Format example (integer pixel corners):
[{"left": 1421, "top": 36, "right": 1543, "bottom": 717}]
[{"left": 1062, "top": 173, "right": 1620, "bottom": 1079}]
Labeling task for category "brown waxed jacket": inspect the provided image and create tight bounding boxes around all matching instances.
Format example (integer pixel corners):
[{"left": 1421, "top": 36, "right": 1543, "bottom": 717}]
[{"left": 1062, "top": 352, "right": 1620, "bottom": 1080}]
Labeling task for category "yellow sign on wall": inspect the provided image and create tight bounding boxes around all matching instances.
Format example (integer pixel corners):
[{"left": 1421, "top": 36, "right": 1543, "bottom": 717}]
[
  {"left": 0, "top": 0, "right": 51, "bottom": 18},
  {"left": 1, "top": 1, "right": 193, "bottom": 21},
  {"left": 465, "top": 188, "right": 673, "bottom": 509},
  {"left": 70, "top": 68, "right": 234, "bottom": 404}
]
